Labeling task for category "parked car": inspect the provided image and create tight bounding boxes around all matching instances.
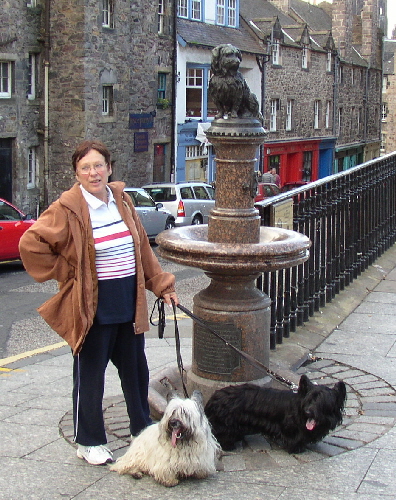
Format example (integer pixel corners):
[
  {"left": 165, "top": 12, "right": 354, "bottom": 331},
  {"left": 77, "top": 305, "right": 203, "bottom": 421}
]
[
  {"left": 142, "top": 182, "right": 215, "bottom": 227},
  {"left": 281, "top": 181, "right": 308, "bottom": 193},
  {"left": 0, "top": 198, "right": 35, "bottom": 262},
  {"left": 123, "top": 187, "right": 175, "bottom": 241},
  {"left": 254, "top": 183, "right": 281, "bottom": 202}
]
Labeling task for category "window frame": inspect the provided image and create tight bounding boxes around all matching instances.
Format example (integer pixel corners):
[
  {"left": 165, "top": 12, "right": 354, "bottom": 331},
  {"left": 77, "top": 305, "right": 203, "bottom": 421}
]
[
  {"left": 338, "top": 107, "right": 343, "bottom": 133},
  {"left": 158, "top": 0, "right": 165, "bottom": 34},
  {"left": 27, "top": 53, "right": 36, "bottom": 100},
  {"left": 157, "top": 72, "right": 167, "bottom": 101},
  {"left": 0, "top": 61, "right": 12, "bottom": 98},
  {"left": 102, "top": 0, "right": 114, "bottom": 28},
  {"left": 325, "top": 100, "right": 331, "bottom": 129},
  {"left": 216, "top": 0, "right": 237, "bottom": 27},
  {"left": 326, "top": 51, "right": 332, "bottom": 72},
  {"left": 178, "top": 0, "right": 202, "bottom": 21},
  {"left": 272, "top": 40, "right": 281, "bottom": 66},
  {"left": 302, "top": 46, "right": 309, "bottom": 69},
  {"left": 27, "top": 147, "right": 36, "bottom": 189},
  {"left": 102, "top": 84, "right": 114, "bottom": 116},
  {"left": 270, "top": 98, "right": 279, "bottom": 132},
  {"left": 382, "top": 102, "right": 387, "bottom": 122},
  {"left": 185, "top": 65, "right": 214, "bottom": 120},
  {"left": 286, "top": 99, "right": 293, "bottom": 131},
  {"left": 314, "top": 100, "right": 321, "bottom": 129}
]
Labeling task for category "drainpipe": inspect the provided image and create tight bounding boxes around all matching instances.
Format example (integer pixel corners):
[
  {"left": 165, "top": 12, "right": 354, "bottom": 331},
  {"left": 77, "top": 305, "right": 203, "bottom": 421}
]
[
  {"left": 171, "top": 0, "right": 177, "bottom": 181},
  {"left": 43, "top": 0, "right": 50, "bottom": 208},
  {"left": 333, "top": 54, "right": 339, "bottom": 172},
  {"left": 256, "top": 53, "right": 267, "bottom": 171}
]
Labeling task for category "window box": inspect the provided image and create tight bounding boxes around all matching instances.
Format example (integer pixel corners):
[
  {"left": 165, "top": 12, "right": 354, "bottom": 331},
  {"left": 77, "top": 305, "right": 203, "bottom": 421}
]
[{"left": 157, "top": 98, "right": 171, "bottom": 109}]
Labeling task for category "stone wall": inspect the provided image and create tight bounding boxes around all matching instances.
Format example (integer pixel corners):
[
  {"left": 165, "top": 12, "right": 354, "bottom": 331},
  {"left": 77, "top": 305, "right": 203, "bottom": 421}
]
[
  {"left": 47, "top": 0, "right": 174, "bottom": 203},
  {"left": 0, "top": 2, "right": 43, "bottom": 213},
  {"left": 265, "top": 45, "right": 334, "bottom": 140}
]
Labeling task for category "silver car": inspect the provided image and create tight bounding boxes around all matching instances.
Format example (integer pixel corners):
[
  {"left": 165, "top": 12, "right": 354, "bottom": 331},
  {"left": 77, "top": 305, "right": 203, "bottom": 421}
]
[
  {"left": 142, "top": 182, "right": 215, "bottom": 227},
  {"left": 123, "top": 187, "right": 175, "bottom": 241}
]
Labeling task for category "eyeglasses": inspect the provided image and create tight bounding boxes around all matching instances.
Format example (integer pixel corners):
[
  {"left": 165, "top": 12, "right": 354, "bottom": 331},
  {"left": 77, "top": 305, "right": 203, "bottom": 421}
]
[{"left": 78, "top": 163, "right": 108, "bottom": 175}]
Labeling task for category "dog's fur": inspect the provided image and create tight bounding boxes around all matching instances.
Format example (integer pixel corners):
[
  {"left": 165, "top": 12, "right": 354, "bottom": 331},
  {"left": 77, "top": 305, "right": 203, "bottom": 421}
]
[
  {"left": 111, "top": 391, "right": 221, "bottom": 487},
  {"left": 205, "top": 374, "right": 347, "bottom": 453},
  {"left": 208, "top": 44, "right": 262, "bottom": 121}
]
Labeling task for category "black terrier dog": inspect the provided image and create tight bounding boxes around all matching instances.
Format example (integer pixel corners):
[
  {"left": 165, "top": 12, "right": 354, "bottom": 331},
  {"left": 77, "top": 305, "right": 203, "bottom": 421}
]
[{"left": 205, "top": 374, "right": 346, "bottom": 453}]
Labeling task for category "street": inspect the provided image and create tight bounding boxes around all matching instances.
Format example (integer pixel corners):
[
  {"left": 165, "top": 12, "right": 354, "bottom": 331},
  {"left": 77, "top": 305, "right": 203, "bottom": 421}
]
[{"left": 0, "top": 246, "right": 209, "bottom": 360}]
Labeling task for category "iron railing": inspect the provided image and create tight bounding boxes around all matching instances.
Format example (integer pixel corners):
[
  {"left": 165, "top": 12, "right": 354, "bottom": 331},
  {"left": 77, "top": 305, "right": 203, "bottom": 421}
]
[{"left": 256, "top": 152, "right": 396, "bottom": 349}]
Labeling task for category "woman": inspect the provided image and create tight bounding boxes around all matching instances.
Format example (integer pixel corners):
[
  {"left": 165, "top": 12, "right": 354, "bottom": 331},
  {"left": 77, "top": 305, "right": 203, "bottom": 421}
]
[{"left": 19, "top": 140, "right": 178, "bottom": 465}]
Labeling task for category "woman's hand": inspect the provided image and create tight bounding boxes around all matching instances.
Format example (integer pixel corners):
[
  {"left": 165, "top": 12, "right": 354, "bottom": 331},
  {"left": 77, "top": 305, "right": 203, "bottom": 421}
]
[{"left": 162, "top": 291, "right": 179, "bottom": 308}]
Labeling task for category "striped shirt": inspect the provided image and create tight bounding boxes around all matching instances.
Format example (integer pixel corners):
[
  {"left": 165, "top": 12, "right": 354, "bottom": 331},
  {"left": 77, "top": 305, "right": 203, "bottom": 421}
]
[{"left": 80, "top": 186, "right": 136, "bottom": 280}]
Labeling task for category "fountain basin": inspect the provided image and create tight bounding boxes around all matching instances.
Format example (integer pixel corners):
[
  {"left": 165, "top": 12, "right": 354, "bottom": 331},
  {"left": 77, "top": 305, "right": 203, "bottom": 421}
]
[{"left": 156, "top": 225, "right": 310, "bottom": 274}]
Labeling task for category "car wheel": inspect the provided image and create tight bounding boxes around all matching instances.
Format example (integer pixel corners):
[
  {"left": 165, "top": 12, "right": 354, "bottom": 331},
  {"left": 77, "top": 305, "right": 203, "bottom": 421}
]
[
  {"left": 165, "top": 218, "right": 176, "bottom": 230},
  {"left": 192, "top": 215, "right": 203, "bottom": 225}
]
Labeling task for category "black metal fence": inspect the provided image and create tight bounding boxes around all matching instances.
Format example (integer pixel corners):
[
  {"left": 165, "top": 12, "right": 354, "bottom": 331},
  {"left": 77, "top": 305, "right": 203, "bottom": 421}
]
[{"left": 255, "top": 152, "right": 396, "bottom": 349}]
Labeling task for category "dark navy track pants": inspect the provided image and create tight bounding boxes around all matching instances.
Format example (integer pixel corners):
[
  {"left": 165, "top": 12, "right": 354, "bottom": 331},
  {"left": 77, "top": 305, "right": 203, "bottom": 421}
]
[{"left": 72, "top": 320, "right": 151, "bottom": 446}]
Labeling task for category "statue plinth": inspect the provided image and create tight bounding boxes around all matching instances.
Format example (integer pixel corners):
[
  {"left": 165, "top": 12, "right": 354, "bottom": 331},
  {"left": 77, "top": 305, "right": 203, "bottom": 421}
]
[{"left": 156, "top": 117, "right": 310, "bottom": 401}]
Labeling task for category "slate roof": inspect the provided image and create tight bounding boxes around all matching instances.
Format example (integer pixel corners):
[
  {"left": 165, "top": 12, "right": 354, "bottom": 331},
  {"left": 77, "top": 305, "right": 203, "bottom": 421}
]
[
  {"left": 290, "top": 0, "right": 331, "bottom": 31},
  {"left": 383, "top": 40, "right": 396, "bottom": 75},
  {"left": 177, "top": 18, "right": 266, "bottom": 55},
  {"left": 240, "top": 0, "right": 297, "bottom": 28}
]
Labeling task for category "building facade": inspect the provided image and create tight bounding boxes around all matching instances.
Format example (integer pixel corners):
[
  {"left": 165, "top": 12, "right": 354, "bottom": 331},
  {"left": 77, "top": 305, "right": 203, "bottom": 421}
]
[
  {"left": 0, "top": 0, "right": 174, "bottom": 213},
  {"left": 0, "top": 0, "right": 385, "bottom": 213}
]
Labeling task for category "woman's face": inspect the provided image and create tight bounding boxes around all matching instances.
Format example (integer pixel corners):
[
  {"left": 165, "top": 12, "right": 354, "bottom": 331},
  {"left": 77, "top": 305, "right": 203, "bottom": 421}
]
[{"left": 75, "top": 149, "right": 112, "bottom": 201}]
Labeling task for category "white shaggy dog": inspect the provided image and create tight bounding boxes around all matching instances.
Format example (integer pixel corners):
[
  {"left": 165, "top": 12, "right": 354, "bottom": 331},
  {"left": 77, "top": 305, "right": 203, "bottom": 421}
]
[{"left": 110, "top": 391, "right": 221, "bottom": 487}]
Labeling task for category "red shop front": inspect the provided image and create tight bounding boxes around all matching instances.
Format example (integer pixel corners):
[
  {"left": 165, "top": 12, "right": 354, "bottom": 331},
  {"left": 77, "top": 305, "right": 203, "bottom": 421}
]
[{"left": 263, "top": 139, "right": 320, "bottom": 187}]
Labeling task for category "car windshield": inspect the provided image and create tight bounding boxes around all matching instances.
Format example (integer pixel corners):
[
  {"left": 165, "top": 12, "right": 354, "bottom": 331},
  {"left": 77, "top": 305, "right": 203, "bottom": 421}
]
[
  {"left": 0, "top": 201, "right": 22, "bottom": 221},
  {"left": 145, "top": 187, "right": 177, "bottom": 202},
  {"left": 128, "top": 190, "right": 155, "bottom": 208}
]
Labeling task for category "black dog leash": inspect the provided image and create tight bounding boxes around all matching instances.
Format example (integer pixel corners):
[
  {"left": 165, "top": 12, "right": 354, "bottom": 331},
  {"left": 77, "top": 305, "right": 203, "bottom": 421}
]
[
  {"left": 150, "top": 299, "right": 297, "bottom": 392},
  {"left": 151, "top": 299, "right": 189, "bottom": 397}
]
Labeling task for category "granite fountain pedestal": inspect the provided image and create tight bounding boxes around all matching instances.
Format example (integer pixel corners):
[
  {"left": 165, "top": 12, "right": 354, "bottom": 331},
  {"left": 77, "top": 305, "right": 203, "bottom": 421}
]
[{"left": 154, "top": 117, "right": 310, "bottom": 405}]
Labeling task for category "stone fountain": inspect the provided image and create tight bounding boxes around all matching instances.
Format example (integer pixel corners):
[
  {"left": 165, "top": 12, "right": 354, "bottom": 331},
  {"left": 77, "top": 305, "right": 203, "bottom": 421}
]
[{"left": 154, "top": 44, "right": 310, "bottom": 406}]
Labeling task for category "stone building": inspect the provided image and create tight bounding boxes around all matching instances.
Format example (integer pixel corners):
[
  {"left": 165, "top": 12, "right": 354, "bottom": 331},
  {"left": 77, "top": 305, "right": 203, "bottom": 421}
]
[
  {"left": 0, "top": 0, "right": 385, "bottom": 212},
  {"left": 173, "top": 0, "right": 383, "bottom": 186},
  {"left": 382, "top": 39, "right": 396, "bottom": 154},
  {"left": 240, "top": 0, "right": 383, "bottom": 184},
  {"left": 0, "top": 0, "right": 174, "bottom": 213}
]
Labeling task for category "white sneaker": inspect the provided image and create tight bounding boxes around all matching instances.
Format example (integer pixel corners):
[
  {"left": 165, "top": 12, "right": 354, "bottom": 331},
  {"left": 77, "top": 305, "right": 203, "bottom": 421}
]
[{"left": 76, "top": 444, "right": 113, "bottom": 465}]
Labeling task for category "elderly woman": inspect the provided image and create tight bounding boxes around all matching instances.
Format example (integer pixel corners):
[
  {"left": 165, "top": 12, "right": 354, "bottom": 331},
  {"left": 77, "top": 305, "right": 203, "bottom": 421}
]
[{"left": 19, "top": 140, "right": 178, "bottom": 465}]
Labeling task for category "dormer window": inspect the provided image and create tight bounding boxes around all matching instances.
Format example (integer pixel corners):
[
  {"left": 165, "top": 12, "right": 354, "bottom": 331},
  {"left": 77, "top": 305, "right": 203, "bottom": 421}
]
[
  {"left": 216, "top": 0, "right": 238, "bottom": 28},
  {"left": 272, "top": 40, "right": 281, "bottom": 65},
  {"left": 302, "top": 46, "right": 309, "bottom": 69},
  {"left": 178, "top": 0, "right": 202, "bottom": 21},
  {"left": 326, "top": 51, "right": 332, "bottom": 72}
]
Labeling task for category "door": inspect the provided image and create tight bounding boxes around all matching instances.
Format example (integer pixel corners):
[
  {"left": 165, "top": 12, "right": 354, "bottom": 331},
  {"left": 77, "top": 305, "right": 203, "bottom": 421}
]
[{"left": 0, "top": 139, "right": 12, "bottom": 200}]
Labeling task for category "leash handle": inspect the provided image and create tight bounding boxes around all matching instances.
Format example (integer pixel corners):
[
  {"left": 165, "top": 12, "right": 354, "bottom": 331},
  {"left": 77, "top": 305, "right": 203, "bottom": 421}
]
[{"left": 150, "top": 298, "right": 166, "bottom": 339}]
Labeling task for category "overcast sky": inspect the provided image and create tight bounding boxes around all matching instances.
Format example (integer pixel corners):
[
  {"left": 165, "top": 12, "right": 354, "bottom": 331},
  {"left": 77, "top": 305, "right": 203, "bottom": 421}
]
[{"left": 388, "top": 0, "right": 396, "bottom": 38}]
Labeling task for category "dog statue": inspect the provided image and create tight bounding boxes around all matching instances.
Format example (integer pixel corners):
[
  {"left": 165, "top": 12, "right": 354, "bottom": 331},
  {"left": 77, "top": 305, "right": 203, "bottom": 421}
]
[
  {"left": 111, "top": 391, "right": 221, "bottom": 487},
  {"left": 208, "top": 44, "right": 262, "bottom": 121},
  {"left": 205, "top": 374, "right": 347, "bottom": 453}
]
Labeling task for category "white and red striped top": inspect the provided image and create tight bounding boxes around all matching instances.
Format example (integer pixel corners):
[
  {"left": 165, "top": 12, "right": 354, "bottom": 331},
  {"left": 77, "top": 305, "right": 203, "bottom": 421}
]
[{"left": 80, "top": 186, "right": 136, "bottom": 280}]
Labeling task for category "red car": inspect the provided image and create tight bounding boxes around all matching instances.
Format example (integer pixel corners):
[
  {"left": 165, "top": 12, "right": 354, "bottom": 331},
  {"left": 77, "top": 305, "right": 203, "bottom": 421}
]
[
  {"left": 254, "top": 183, "right": 281, "bottom": 202},
  {"left": 0, "top": 198, "right": 35, "bottom": 262}
]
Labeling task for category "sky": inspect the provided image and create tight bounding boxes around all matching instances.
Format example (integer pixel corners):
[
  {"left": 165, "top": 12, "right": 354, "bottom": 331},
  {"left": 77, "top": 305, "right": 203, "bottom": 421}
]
[{"left": 388, "top": 0, "right": 396, "bottom": 38}]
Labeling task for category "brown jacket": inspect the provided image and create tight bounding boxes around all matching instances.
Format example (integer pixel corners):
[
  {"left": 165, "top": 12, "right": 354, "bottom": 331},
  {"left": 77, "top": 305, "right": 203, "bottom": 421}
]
[{"left": 19, "top": 181, "right": 175, "bottom": 355}]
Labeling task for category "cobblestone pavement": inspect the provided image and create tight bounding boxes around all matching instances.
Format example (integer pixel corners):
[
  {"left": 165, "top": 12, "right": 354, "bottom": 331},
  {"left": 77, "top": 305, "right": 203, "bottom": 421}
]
[{"left": 59, "top": 357, "right": 396, "bottom": 471}]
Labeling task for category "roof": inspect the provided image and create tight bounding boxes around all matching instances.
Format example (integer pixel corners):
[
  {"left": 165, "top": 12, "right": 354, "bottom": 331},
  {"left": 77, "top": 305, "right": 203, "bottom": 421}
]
[
  {"left": 240, "top": 0, "right": 297, "bottom": 28},
  {"left": 290, "top": 0, "right": 332, "bottom": 31},
  {"left": 383, "top": 40, "right": 396, "bottom": 75},
  {"left": 177, "top": 18, "right": 266, "bottom": 55}
]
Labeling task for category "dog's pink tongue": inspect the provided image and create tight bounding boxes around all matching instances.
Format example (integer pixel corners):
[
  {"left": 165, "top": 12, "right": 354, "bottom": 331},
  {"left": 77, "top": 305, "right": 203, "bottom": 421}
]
[
  {"left": 171, "top": 429, "right": 178, "bottom": 447},
  {"left": 306, "top": 419, "right": 316, "bottom": 431}
]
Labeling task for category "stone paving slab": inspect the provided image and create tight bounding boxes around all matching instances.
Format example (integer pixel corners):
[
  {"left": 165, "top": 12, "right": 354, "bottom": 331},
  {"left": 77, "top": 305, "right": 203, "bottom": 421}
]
[{"left": 58, "top": 358, "right": 396, "bottom": 469}]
